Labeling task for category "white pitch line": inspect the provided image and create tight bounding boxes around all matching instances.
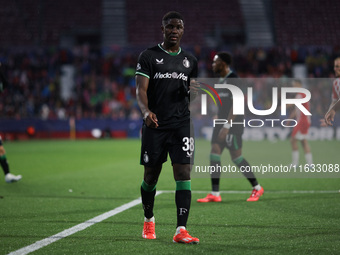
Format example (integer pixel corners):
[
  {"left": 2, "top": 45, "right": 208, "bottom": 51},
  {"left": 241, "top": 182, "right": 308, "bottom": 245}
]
[
  {"left": 6, "top": 189, "right": 339, "bottom": 255},
  {"left": 8, "top": 191, "right": 164, "bottom": 255}
]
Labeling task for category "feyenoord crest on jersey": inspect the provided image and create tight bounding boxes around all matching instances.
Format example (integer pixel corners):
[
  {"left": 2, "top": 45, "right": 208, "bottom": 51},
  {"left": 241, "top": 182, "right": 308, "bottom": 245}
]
[
  {"left": 183, "top": 57, "right": 190, "bottom": 68},
  {"left": 135, "top": 44, "right": 198, "bottom": 127}
]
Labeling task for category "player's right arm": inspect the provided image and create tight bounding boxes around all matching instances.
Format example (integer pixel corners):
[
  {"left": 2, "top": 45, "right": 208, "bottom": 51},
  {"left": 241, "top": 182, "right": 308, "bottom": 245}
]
[
  {"left": 217, "top": 105, "right": 233, "bottom": 142},
  {"left": 136, "top": 75, "right": 158, "bottom": 128},
  {"left": 328, "top": 80, "right": 340, "bottom": 111},
  {"left": 289, "top": 108, "right": 296, "bottom": 118},
  {"left": 324, "top": 99, "right": 340, "bottom": 126},
  {"left": 322, "top": 81, "right": 340, "bottom": 126}
]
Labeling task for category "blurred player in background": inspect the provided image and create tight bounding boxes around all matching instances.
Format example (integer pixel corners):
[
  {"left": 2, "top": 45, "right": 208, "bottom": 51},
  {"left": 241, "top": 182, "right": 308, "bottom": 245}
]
[
  {"left": 135, "top": 11, "right": 199, "bottom": 244},
  {"left": 320, "top": 57, "right": 340, "bottom": 126},
  {"left": 289, "top": 79, "right": 313, "bottom": 167},
  {"left": 0, "top": 63, "right": 22, "bottom": 183},
  {"left": 197, "top": 52, "right": 263, "bottom": 203},
  {"left": 324, "top": 57, "right": 340, "bottom": 126},
  {"left": 328, "top": 57, "right": 340, "bottom": 109},
  {"left": 0, "top": 136, "right": 22, "bottom": 183}
]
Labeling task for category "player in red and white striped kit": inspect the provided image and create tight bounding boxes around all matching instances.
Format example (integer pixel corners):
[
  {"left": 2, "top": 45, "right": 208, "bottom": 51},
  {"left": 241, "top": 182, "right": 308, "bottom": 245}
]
[
  {"left": 324, "top": 57, "right": 340, "bottom": 126},
  {"left": 290, "top": 79, "right": 313, "bottom": 167}
]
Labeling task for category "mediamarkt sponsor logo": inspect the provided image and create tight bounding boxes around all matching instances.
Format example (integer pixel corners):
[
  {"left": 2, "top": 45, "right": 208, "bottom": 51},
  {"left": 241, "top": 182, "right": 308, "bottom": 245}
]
[{"left": 154, "top": 72, "right": 188, "bottom": 81}]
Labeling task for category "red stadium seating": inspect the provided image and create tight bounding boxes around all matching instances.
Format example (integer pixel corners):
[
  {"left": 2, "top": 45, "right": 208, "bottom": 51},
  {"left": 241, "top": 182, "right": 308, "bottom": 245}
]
[
  {"left": 273, "top": 0, "right": 340, "bottom": 46},
  {"left": 0, "top": 0, "right": 101, "bottom": 46},
  {"left": 125, "top": 0, "right": 244, "bottom": 46}
]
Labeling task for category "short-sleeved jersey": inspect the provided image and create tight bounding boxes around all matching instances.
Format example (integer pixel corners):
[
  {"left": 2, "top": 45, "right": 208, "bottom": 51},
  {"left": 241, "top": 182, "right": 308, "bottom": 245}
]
[
  {"left": 295, "top": 92, "right": 311, "bottom": 124},
  {"left": 216, "top": 71, "right": 244, "bottom": 135},
  {"left": 136, "top": 44, "right": 198, "bottom": 128},
  {"left": 332, "top": 78, "right": 340, "bottom": 101}
]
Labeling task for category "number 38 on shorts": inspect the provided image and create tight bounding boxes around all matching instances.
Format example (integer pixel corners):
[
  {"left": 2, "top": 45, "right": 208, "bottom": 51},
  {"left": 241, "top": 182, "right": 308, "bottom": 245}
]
[
  {"left": 182, "top": 137, "right": 194, "bottom": 158},
  {"left": 140, "top": 121, "right": 195, "bottom": 166}
]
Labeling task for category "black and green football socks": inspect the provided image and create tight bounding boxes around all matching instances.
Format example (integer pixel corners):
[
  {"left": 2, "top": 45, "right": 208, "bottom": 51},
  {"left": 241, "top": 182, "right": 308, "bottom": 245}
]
[
  {"left": 0, "top": 154, "right": 9, "bottom": 175},
  {"left": 141, "top": 180, "right": 156, "bottom": 219},
  {"left": 210, "top": 153, "right": 221, "bottom": 192},
  {"left": 233, "top": 155, "right": 258, "bottom": 187}
]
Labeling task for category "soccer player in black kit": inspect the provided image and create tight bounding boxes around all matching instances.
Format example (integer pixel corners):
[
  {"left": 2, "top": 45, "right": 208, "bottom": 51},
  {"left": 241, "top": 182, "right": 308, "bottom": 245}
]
[
  {"left": 0, "top": 63, "right": 22, "bottom": 183},
  {"left": 197, "top": 52, "right": 264, "bottom": 203},
  {"left": 135, "top": 11, "right": 199, "bottom": 244}
]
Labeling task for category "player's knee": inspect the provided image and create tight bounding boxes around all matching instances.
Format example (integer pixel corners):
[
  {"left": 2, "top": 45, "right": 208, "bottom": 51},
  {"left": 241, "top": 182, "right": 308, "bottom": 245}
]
[
  {"left": 211, "top": 144, "right": 221, "bottom": 154},
  {"left": 143, "top": 166, "right": 161, "bottom": 185},
  {"left": 143, "top": 175, "right": 158, "bottom": 186},
  {"left": 290, "top": 136, "right": 296, "bottom": 143},
  {"left": 173, "top": 164, "right": 191, "bottom": 181}
]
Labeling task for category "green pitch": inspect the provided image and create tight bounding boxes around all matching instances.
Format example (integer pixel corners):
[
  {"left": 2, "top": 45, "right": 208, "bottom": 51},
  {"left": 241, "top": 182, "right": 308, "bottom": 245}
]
[{"left": 0, "top": 139, "right": 339, "bottom": 255}]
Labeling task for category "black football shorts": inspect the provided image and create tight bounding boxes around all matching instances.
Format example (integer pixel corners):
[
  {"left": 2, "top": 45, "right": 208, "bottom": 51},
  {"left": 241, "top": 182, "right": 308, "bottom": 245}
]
[
  {"left": 140, "top": 120, "right": 194, "bottom": 167},
  {"left": 211, "top": 126, "right": 243, "bottom": 151}
]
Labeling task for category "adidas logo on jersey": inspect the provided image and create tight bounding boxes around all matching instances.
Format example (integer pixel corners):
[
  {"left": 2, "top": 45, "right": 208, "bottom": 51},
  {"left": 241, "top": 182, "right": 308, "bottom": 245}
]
[{"left": 154, "top": 72, "right": 188, "bottom": 81}]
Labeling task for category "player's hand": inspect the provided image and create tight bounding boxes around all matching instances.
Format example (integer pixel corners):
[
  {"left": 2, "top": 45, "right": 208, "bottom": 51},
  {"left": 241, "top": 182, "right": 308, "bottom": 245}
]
[
  {"left": 190, "top": 79, "right": 200, "bottom": 94},
  {"left": 144, "top": 111, "right": 159, "bottom": 128},
  {"left": 324, "top": 109, "right": 335, "bottom": 126},
  {"left": 319, "top": 118, "right": 327, "bottom": 127},
  {"left": 218, "top": 127, "right": 229, "bottom": 142},
  {"left": 188, "top": 79, "right": 200, "bottom": 100}
]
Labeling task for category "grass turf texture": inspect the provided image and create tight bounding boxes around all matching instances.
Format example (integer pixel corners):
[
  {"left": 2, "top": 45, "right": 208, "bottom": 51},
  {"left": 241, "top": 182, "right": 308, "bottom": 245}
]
[{"left": 0, "top": 139, "right": 339, "bottom": 255}]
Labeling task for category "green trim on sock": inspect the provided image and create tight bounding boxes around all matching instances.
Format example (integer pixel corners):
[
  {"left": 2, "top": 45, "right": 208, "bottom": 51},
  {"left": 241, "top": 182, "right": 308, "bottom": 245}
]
[
  {"left": 141, "top": 180, "right": 156, "bottom": 192},
  {"left": 233, "top": 155, "right": 244, "bottom": 165},
  {"left": 0, "top": 154, "right": 6, "bottom": 160},
  {"left": 210, "top": 153, "right": 221, "bottom": 162},
  {"left": 233, "top": 136, "right": 239, "bottom": 150},
  {"left": 176, "top": 180, "right": 191, "bottom": 191}
]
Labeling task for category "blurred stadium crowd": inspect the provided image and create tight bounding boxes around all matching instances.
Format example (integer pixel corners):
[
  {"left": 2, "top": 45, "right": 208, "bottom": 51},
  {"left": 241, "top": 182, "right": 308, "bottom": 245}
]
[
  {"left": 0, "top": 0, "right": 339, "bottom": 121},
  {"left": 0, "top": 45, "right": 338, "bottom": 120}
]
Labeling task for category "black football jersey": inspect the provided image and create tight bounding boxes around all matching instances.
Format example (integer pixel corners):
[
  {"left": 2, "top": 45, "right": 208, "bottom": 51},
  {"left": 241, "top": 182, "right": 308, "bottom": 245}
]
[
  {"left": 136, "top": 44, "right": 198, "bottom": 128},
  {"left": 216, "top": 71, "right": 244, "bottom": 134}
]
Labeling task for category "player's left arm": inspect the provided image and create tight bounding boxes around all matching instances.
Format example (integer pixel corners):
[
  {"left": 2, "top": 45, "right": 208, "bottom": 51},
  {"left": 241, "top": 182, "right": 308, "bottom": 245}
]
[
  {"left": 189, "top": 79, "right": 200, "bottom": 101},
  {"left": 188, "top": 56, "right": 199, "bottom": 101},
  {"left": 217, "top": 106, "right": 234, "bottom": 142},
  {"left": 286, "top": 107, "right": 297, "bottom": 126},
  {"left": 289, "top": 107, "right": 296, "bottom": 119}
]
